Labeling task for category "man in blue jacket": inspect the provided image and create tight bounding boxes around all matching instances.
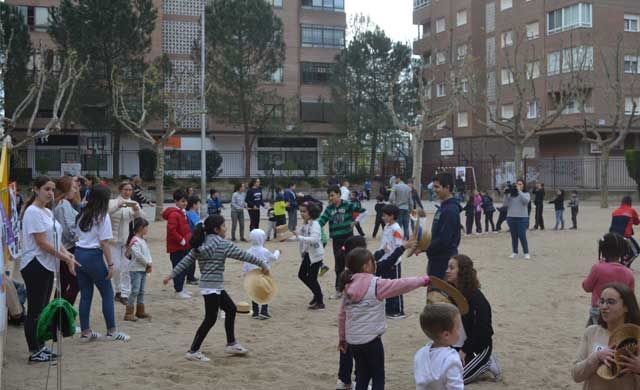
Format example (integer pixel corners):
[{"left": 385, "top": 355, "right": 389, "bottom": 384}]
[{"left": 426, "top": 172, "right": 462, "bottom": 278}]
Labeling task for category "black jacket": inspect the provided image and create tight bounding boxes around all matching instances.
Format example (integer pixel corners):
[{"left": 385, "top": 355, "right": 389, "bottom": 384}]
[
  {"left": 427, "top": 197, "right": 462, "bottom": 258},
  {"left": 374, "top": 202, "right": 385, "bottom": 222},
  {"left": 549, "top": 195, "right": 564, "bottom": 211},
  {"left": 461, "top": 289, "right": 494, "bottom": 356},
  {"left": 533, "top": 188, "right": 545, "bottom": 205},
  {"left": 246, "top": 187, "right": 264, "bottom": 209}
]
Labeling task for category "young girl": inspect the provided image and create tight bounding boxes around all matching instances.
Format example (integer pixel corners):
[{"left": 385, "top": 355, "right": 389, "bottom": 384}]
[
  {"left": 293, "top": 202, "right": 325, "bottom": 310},
  {"left": 124, "top": 217, "right": 152, "bottom": 321},
  {"left": 243, "top": 229, "right": 280, "bottom": 319},
  {"left": 163, "top": 215, "right": 270, "bottom": 362},
  {"left": 582, "top": 233, "right": 635, "bottom": 326},
  {"left": 549, "top": 189, "right": 565, "bottom": 230},
  {"left": 473, "top": 190, "right": 483, "bottom": 234},
  {"left": 338, "top": 248, "right": 430, "bottom": 390}
]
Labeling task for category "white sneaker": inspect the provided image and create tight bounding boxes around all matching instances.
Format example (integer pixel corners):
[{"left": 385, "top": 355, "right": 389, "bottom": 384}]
[
  {"left": 524, "top": 254, "right": 531, "bottom": 260},
  {"left": 104, "top": 331, "right": 130, "bottom": 342},
  {"left": 509, "top": 253, "right": 517, "bottom": 259},
  {"left": 185, "top": 351, "right": 210, "bottom": 362},
  {"left": 224, "top": 342, "right": 248, "bottom": 355},
  {"left": 488, "top": 353, "right": 503, "bottom": 381},
  {"left": 175, "top": 291, "right": 191, "bottom": 300},
  {"left": 329, "top": 292, "right": 343, "bottom": 300},
  {"left": 336, "top": 379, "right": 352, "bottom": 390}
]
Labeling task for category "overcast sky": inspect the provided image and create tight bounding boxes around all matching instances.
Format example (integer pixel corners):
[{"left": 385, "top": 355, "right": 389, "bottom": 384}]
[{"left": 345, "top": 0, "right": 415, "bottom": 44}]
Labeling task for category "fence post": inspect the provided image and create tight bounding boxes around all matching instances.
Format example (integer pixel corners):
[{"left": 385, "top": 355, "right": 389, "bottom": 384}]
[{"left": 553, "top": 156, "right": 556, "bottom": 189}]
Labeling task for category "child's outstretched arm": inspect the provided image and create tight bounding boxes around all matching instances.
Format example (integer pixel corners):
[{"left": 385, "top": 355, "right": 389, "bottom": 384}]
[
  {"left": 166, "top": 249, "right": 196, "bottom": 281},
  {"left": 375, "top": 276, "right": 429, "bottom": 300}
]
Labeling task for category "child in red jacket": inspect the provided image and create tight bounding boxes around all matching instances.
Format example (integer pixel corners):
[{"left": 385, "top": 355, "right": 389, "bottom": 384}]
[{"left": 162, "top": 189, "right": 193, "bottom": 299}]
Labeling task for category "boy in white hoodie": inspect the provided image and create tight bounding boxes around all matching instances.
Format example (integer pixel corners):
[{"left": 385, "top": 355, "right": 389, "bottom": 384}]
[
  {"left": 414, "top": 303, "right": 464, "bottom": 390},
  {"left": 243, "top": 229, "right": 280, "bottom": 319}
]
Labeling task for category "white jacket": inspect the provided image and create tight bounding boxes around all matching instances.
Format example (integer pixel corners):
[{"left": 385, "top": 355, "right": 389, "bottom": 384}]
[
  {"left": 297, "top": 220, "right": 324, "bottom": 263},
  {"left": 414, "top": 342, "right": 464, "bottom": 390},
  {"left": 108, "top": 196, "right": 141, "bottom": 245},
  {"left": 243, "top": 229, "right": 280, "bottom": 272},
  {"left": 127, "top": 237, "right": 153, "bottom": 272}
]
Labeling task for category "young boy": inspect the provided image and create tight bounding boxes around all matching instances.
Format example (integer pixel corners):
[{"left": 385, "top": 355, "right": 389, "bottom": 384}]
[
  {"left": 569, "top": 190, "right": 579, "bottom": 230},
  {"left": 372, "top": 195, "right": 385, "bottom": 238},
  {"left": 273, "top": 188, "right": 287, "bottom": 231},
  {"left": 161, "top": 189, "right": 193, "bottom": 299},
  {"left": 265, "top": 201, "right": 277, "bottom": 241},
  {"left": 207, "top": 189, "right": 222, "bottom": 216},
  {"left": 414, "top": 303, "right": 464, "bottom": 390},
  {"left": 350, "top": 190, "right": 365, "bottom": 236},
  {"left": 374, "top": 204, "right": 406, "bottom": 318}
]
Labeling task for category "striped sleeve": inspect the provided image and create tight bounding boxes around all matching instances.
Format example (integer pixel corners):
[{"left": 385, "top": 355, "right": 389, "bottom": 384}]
[
  {"left": 170, "top": 249, "right": 196, "bottom": 278},
  {"left": 317, "top": 206, "right": 331, "bottom": 227}
]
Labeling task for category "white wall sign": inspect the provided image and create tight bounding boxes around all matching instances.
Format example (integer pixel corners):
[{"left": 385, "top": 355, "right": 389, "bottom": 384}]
[
  {"left": 61, "top": 163, "right": 82, "bottom": 177},
  {"left": 440, "top": 137, "right": 454, "bottom": 156}
]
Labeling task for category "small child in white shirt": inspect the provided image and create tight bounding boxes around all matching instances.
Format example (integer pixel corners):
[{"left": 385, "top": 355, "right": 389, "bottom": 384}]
[
  {"left": 414, "top": 303, "right": 464, "bottom": 390},
  {"left": 374, "top": 204, "right": 406, "bottom": 318},
  {"left": 244, "top": 229, "right": 280, "bottom": 319},
  {"left": 124, "top": 217, "right": 153, "bottom": 321}
]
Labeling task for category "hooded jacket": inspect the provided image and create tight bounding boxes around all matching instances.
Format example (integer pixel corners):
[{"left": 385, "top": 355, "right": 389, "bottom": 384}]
[
  {"left": 108, "top": 196, "right": 141, "bottom": 245},
  {"left": 243, "top": 229, "right": 280, "bottom": 273},
  {"left": 610, "top": 204, "right": 640, "bottom": 238},
  {"left": 162, "top": 206, "right": 192, "bottom": 253},
  {"left": 427, "top": 197, "right": 462, "bottom": 258},
  {"left": 414, "top": 342, "right": 464, "bottom": 390}
]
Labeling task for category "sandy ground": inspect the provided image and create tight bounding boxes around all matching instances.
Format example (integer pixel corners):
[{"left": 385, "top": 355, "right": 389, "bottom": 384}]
[{"left": 4, "top": 200, "right": 632, "bottom": 390}]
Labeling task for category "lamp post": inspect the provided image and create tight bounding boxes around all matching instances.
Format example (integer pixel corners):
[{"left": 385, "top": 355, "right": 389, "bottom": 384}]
[{"left": 200, "top": 1, "right": 207, "bottom": 216}]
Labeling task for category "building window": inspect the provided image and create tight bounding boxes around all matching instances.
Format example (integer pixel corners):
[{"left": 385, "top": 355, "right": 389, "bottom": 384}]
[
  {"left": 526, "top": 61, "right": 540, "bottom": 79},
  {"left": 414, "top": 0, "right": 432, "bottom": 10},
  {"left": 456, "top": 10, "right": 467, "bottom": 27},
  {"left": 527, "top": 101, "right": 538, "bottom": 118},
  {"left": 301, "top": 25, "right": 345, "bottom": 48},
  {"left": 436, "top": 52, "right": 446, "bottom": 65},
  {"left": 271, "top": 67, "right": 284, "bottom": 83},
  {"left": 562, "top": 46, "right": 593, "bottom": 73},
  {"left": 486, "top": 2, "right": 496, "bottom": 33},
  {"left": 500, "top": 0, "right": 512, "bottom": 11},
  {"left": 300, "top": 100, "right": 335, "bottom": 122},
  {"left": 460, "top": 78, "right": 469, "bottom": 93},
  {"left": 501, "top": 68, "right": 513, "bottom": 85},
  {"left": 626, "top": 97, "right": 640, "bottom": 115},
  {"left": 457, "top": 44, "right": 468, "bottom": 61},
  {"left": 502, "top": 30, "right": 513, "bottom": 48},
  {"left": 267, "top": 0, "right": 284, "bottom": 8},
  {"left": 487, "top": 72, "right": 496, "bottom": 100},
  {"left": 486, "top": 37, "right": 496, "bottom": 66},
  {"left": 457, "top": 112, "right": 469, "bottom": 127},
  {"left": 526, "top": 22, "right": 540, "bottom": 40},
  {"left": 625, "top": 56, "right": 640, "bottom": 74},
  {"left": 501, "top": 104, "right": 514, "bottom": 119},
  {"left": 563, "top": 99, "right": 579, "bottom": 114},
  {"left": 436, "top": 83, "right": 446, "bottom": 97},
  {"left": 625, "top": 14, "right": 639, "bottom": 32},
  {"left": 301, "top": 62, "right": 333, "bottom": 84},
  {"left": 436, "top": 17, "right": 446, "bottom": 34},
  {"left": 547, "top": 51, "right": 561, "bottom": 75},
  {"left": 301, "top": 0, "right": 344, "bottom": 11},
  {"left": 17, "top": 6, "right": 50, "bottom": 31},
  {"left": 547, "top": 3, "right": 592, "bottom": 35}
]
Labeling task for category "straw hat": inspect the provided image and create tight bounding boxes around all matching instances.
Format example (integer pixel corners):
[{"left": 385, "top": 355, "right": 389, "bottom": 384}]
[
  {"left": 236, "top": 301, "right": 250, "bottom": 314},
  {"left": 406, "top": 211, "right": 431, "bottom": 257},
  {"left": 243, "top": 269, "right": 278, "bottom": 304},
  {"left": 426, "top": 277, "right": 469, "bottom": 315},
  {"left": 597, "top": 324, "right": 640, "bottom": 380},
  {"left": 276, "top": 225, "right": 295, "bottom": 242}
]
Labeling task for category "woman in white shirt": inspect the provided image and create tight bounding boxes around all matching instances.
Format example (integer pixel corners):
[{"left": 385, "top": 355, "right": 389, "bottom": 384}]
[
  {"left": 75, "top": 185, "right": 129, "bottom": 342},
  {"left": 20, "top": 176, "right": 78, "bottom": 363}
]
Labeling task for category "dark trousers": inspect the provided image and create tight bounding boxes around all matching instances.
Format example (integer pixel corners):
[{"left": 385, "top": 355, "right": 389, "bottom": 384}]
[
  {"left": 496, "top": 211, "right": 507, "bottom": 231},
  {"left": 275, "top": 214, "right": 286, "bottom": 227},
  {"left": 189, "top": 291, "right": 236, "bottom": 352},
  {"left": 354, "top": 222, "right": 365, "bottom": 236},
  {"left": 351, "top": 337, "right": 385, "bottom": 390},
  {"left": 465, "top": 214, "right": 474, "bottom": 235},
  {"left": 338, "top": 346, "right": 354, "bottom": 385},
  {"left": 248, "top": 209, "right": 260, "bottom": 231},
  {"left": 298, "top": 253, "right": 323, "bottom": 305},
  {"left": 251, "top": 301, "right": 268, "bottom": 316},
  {"left": 507, "top": 217, "right": 529, "bottom": 254},
  {"left": 474, "top": 212, "right": 482, "bottom": 233},
  {"left": 534, "top": 203, "right": 544, "bottom": 229},
  {"left": 21, "top": 259, "right": 54, "bottom": 353},
  {"left": 381, "top": 263, "right": 403, "bottom": 315},
  {"left": 398, "top": 209, "right": 410, "bottom": 240},
  {"left": 372, "top": 219, "right": 384, "bottom": 238},
  {"left": 170, "top": 250, "right": 189, "bottom": 293},
  {"left": 186, "top": 262, "right": 197, "bottom": 282},
  {"left": 571, "top": 207, "right": 579, "bottom": 228},
  {"left": 332, "top": 235, "right": 352, "bottom": 291},
  {"left": 427, "top": 254, "right": 450, "bottom": 279},
  {"left": 485, "top": 212, "right": 495, "bottom": 232},
  {"left": 60, "top": 246, "right": 79, "bottom": 304}
]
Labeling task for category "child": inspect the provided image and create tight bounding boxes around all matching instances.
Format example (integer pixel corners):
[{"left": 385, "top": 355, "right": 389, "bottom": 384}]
[
  {"left": 161, "top": 189, "right": 193, "bottom": 299},
  {"left": 372, "top": 195, "right": 385, "bottom": 238},
  {"left": 338, "top": 248, "right": 430, "bottom": 390},
  {"left": 163, "top": 215, "right": 270, "bottom": 362},
  {"left": 186, "top": 196, "right": 201, "bottom": 232},
  {"left": 124, "top": 217, "right": 152, "bottom": 321},
  {"left": 293, "top": 201, "right": 325, "bottom": 310},
  {"left": 265, "top": 201, "right": 277, "bottom": 241},
  {"left": 473, "top": 190, "right": 483, "bottom": 234},
  {"left": 549, "top": 189, "right": 565, "bottom": 230},
  {"left": 243, "top": 229, "right": 280, "bottom": 319},
  {"left": 374, "top": 204, "right": 406, "bottom": 319},
  {"left": 414, "top": 303, "right": 464, "bottom": 390},
  {"left": 582, "top": 232, "right": 635, "bottom": 326},
  {"left": 350, "top": 191, "right": 365, "bottom": 236},
  {"left": 273, "top": 188, "right": 287, "bottom": 232},
  {"left": 569, "top": 191, "right": 579, "bottom": 229},
  {"left": 481, "top": 191, "right": 496, "bottom": 233},
  {"left": 207, "top": 189, "right": 222, "bottom": 217},
  {"left": 464, "top": 194, "right": 475, "bottom": 236},
  {"left": 495, "top": 204, "right": 508, "bottom": 232}
]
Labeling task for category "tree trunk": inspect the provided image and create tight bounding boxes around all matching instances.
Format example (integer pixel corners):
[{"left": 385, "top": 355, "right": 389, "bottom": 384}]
[
  {"left": 154, "top": 141, "right": 165, "bottom": 222},
  {"left": 369, "top": 128, "right": 379, "bottom": 182},
  {"left": 514, "top": 143, "right": 524, "bottom": 180},
  {"left": 112, "top": 128, "right": 121, "bottom": 179},
  {"left": 243, "top": 123, "right": 251, "bottom": 180},
  {"left": 412, "top": 131, "right": 425, "bottom": 192},
  {"left": 600, "top": 149, "right": 610, "bottom": 209}
]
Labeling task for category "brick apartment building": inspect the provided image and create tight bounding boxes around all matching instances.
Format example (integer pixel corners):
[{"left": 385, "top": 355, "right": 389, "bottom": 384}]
[
  {"left": 413, "top": 0, "right": 640, "bottom": 167},
  {"left": 6, "top": 0, "right": 345, "bottom": 179}
]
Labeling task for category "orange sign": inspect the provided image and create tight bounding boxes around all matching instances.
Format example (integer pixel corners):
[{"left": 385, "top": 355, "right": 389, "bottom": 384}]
[{"left": 165, "top": 136, "right": 181, "bottom": 149}]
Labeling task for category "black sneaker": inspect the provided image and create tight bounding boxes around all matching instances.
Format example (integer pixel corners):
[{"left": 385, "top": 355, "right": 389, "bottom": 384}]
[
  {"left": 251, "top": 313, "right": 260, "bottom": 319},
  {"left": 308, "top": 298, "right": 316, "bottom": 306},
  {"left": 42, "top": 347, "right": 58, "bottom": 359},
  {"left": 186, "top": 279, "right": 199, "bottom": 285},
  {"left": 29, "top": 350, "right": 55, "bottom": 364},
  {"left": 231, "top": 238, "right": 237, "bottom": 242},
  {"left": 308, "top": 303, "right": 326, "bottom": 310},
  {"left": 240, "top": 238, "right": 247, "bottom": 242}
]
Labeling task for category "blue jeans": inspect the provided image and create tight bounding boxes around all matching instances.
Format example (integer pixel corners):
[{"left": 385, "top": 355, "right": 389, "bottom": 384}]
[
  {"left": 555, "top": 209, "right": 565, "bottom": 230},
  {"left": 397, "top": 209, "right": 410, "bottom": 240},
  {"left": 170, "top": 250, "right": 189, "bottom": 293},
  {"left": 75, "top": 247, "right": 116, "bottom": 332},
  {"left": 129, "top": 271, "right": 147, "bottom": 305},
  {"left": 506, "top": 217, "right": 529, "bottom": 254}
]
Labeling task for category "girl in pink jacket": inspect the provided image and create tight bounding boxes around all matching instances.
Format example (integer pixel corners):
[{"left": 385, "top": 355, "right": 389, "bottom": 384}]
[{"left": 337, "top": 248, "right": 430, "bottom": 390}]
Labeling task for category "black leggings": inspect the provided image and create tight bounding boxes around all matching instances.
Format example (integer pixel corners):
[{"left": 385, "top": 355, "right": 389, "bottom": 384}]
[
  {"left": 248, "top": 209, "right": 260, "bottom": 231},
  {"left": 372, "top": 220, "right": 384, "bottom": 238},
  {"left": 21, "top": 259, "right": 54, "bottom": 353},
  {"left": 351, "top": 337, "right": 385, "bottom": 390},
  {"left": 484, "top": 212, "right": 495, "bottom": 232},
  {"left": 189, "top": 291, "right": 237, "bottom": 352},
  {"left": 332, "top": 235, "right": 351, "bottom": 291},
  {"left": 298, "top": 254, "right": 323, "bottom": 304}
]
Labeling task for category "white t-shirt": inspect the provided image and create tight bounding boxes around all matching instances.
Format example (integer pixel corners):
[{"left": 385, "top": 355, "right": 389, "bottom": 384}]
[
  {"left": 21, "top": 205, "right": 63, "bottom": 272},
  {"left": 75, "top": 214, "right": 113, "bottom": 249}
]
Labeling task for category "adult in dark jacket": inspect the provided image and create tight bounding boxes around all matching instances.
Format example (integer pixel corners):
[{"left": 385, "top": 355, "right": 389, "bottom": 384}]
[
  {"left": 463, "top": 194, "right": 476, "bottom": 235},
  {"left": 246, "top": 178, "right": 264, "bottom": 231},
  {"left": 533, "top": 183, "right": 545, "bottom": 230},
  {"left": 549, "top": 189, "right": 565, "bottom": 230},
  {"left": 445, "top": 254, "right": 501, "bottom": 383},
  {"left": 425, "top": 172, "right": 461, "bottom": 279},
  {"left": 481, "top": 192, "right": 496, "bottom": 232}
]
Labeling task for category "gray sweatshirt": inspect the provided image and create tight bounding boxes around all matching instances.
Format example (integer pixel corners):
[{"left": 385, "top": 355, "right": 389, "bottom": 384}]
[
  {"left": 54, "top": 199, "right": 78, "bottom": 250},
  {"left": 231, "top": 191, "right": 246, "bottom": 212},
  {"left": 390, "top": 182, "right": 413, "bottom": 210},
  {"left": 504, "top": 192, "right": 531, "bottom": 218}
]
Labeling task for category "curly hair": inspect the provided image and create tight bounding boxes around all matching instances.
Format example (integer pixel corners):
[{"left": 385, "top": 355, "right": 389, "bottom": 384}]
[{"left": 452, "top": 254, "right": 480, "bottom": 298}]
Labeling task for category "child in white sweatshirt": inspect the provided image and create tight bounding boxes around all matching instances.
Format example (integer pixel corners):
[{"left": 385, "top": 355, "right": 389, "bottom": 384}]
[
  {"left": 243, "top": 229, "right": 280, "bottom": 319},
  {"left": 414, "top": 303, "right": 464, "bottom": 390},
  {"left": 124, "top": 217, "right": 153, "bottom": 321}
]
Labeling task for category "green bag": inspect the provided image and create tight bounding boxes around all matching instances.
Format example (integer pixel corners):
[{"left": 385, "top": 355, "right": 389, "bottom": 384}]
[{"left": 37, "top": 298, "right": 78, "bottom": 342}]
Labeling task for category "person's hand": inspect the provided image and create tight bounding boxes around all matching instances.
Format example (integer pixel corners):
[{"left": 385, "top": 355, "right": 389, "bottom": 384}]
[
  {"left": 403, "top": 238, "right": 417, "bottom": 251},
  {"left": 146, "top": 264, "right": 153, "bottom": 274},
  {"left": 180, "top": 238, "right": 186, "bottom": 246},
  {"left": 65, "top": 255, "right": 81, "bottom": 276},
  {"left": 596, "top": 347, "right": 616, "bottom": 368},
  {"left": 338, "top": 340, "right": 347, "bottom": 353},
  {"left": 459, "top": 350, "right": 466, "bottom": 365},
  {"left": 163, "top": 276, "right": 173, "bottom": 285},
  {"left": 131, "top": 203, "right": 140, "bottom": 212},
  {"left": 618, "top": 349, "right": 640, "bottom": 375},
  {"left": 118, "top": 199, "right": 126, "bottom": 208},
  {"left": 106, "top": 265, "right": 113, "bottom": 280}
]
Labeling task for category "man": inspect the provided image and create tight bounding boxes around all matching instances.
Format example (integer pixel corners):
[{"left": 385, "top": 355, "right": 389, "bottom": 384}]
[
  {"left": 340, "top": 180, "right": 350, "bottom": 201},
  {"left": 425, "top": 172, "right": 461, "bottom": 279},
  {"left": 533, "top": 182, "right": 545, "bottom": 230},
  {"left": 284, "top": 182, "right": 298, "bottom": 232},
  {"left": 389, "top": 176, "right": 413, "bottom": 240}
]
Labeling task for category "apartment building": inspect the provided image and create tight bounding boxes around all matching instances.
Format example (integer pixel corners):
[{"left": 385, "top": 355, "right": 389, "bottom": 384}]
[
  {"left": 413, "top": 0, "right": 640, "bottom": 164},
  {"left": 7, "top": 0, "right": 345, "bottom": 178}
]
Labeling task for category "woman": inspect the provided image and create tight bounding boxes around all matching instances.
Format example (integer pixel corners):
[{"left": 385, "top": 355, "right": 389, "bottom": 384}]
[
  {"left": 108, "top": 181, "right": 142, "bottom": 305},
  {"left": 445, "top": 254, "right": 501, "bottom": 383},
  {"left": 504, "top": 179, "right": 531, "bottom": 259},
  {"left": 230, "top": 182, "right": 247, "bottom": 242},
  {"left": 75, "top": 185, "right": 129, "bottom": 342},
  {"left": 54, "top": 176, "right": 80, "bottom": 304},
  {"left": 246, "top": 178, "right": 264, "bottom": 231},
  {"left": 20, "top": 176, "right": 78, "bottom": 362},
  {"left": 572, "top": 283, "right": 640, "bottom": 388}
]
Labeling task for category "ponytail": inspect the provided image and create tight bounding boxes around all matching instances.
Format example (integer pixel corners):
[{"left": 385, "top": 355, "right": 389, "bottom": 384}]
[
  {"left": 337, "top": 247, "right": 375, "bottom": 292},
  {"left": 190, "top": 214, "right": 226, "bottom": 251},
  {"left": 126, "top": 217, "right": 149, "bottom": 247},
  {"left": 190, "top": 222, "right": 206, "bottom": 252}
]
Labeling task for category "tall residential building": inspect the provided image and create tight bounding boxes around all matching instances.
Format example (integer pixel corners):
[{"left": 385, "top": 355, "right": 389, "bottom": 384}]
[
  {"left": 7, "top": 0, "right": 345, "bottom": 179},
  {"left": 413, "top": 0, "right": 640, "bottom": 164}
]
